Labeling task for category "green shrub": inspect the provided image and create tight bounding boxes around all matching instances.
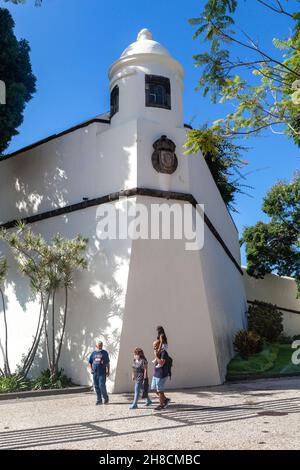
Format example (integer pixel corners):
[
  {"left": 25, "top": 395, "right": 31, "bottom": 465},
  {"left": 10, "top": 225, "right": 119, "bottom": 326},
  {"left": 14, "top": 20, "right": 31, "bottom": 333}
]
[
  {"left": 292, "top": 334, "right": 300, "bottom": 341},
  {"left": 0, "top": 375, "right": 30, "bottom": 393},
  {"left": 233, "top": 329, "right": 263, "bottom": 359},
  {"left": 31, "top": 369, "right": 72, "bottom": 390},
  {"left": 0, "top": 369, "right": 73, "bottom": 394},
  {"left": 248, "top": 301, "right": 283, "bottom": 342}
]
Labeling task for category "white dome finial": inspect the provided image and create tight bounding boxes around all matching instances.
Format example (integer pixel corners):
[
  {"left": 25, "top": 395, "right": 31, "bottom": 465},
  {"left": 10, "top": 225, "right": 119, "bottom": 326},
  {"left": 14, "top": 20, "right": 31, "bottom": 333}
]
[{"left": 137, "top": 28, "right": 153, "bottom": 41}]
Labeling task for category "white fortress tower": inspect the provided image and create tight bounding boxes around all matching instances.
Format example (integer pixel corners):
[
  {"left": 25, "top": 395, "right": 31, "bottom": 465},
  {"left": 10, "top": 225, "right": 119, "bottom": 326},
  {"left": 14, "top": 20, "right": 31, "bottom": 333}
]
[{"left": 0, "top": 29, "right": 247, "bottom": 391}]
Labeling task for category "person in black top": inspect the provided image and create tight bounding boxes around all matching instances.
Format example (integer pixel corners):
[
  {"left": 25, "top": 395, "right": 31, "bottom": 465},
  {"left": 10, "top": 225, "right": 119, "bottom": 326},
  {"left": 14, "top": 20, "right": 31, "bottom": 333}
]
[{"left": 130, "top": 348, "right": 152, "bottom": 409}]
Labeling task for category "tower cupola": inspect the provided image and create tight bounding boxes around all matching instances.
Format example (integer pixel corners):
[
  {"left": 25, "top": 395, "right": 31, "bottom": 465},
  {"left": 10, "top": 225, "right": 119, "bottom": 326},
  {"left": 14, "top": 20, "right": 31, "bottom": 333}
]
[{"left": 108, "top": 29, "right": 184, "bottom": 128}]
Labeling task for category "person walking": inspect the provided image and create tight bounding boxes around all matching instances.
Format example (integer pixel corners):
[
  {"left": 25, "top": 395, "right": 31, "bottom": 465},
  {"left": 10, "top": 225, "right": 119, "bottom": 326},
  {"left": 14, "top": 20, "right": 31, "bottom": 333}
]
[
  {"left": 130, "top": 347, "right": 152, "bottom": 409},
  {"left": 151, "top": 326, "right": 171, "bottom": 410},
  {"left": 88, "top": 341, "right": 110, "bottom": 405}
]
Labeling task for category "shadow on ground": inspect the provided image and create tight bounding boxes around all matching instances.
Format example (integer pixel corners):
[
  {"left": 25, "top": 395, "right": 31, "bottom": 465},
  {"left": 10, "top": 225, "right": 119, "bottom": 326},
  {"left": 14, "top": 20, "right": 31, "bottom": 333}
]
[{"left": 1, "top": 395, "right": 300, "bottom": 449}]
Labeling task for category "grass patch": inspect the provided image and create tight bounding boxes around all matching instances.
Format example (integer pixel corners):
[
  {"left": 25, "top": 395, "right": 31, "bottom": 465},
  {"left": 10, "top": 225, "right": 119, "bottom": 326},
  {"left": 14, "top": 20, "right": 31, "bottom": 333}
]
[
  {"left": 227, "top": 343, "right": 279, "bottom": 378},
  {"left": 227, "top": 343, "right": 300, "bottom": 380},
  {"left": 264, "top": 344, "right": 300, "bottom": 376}
]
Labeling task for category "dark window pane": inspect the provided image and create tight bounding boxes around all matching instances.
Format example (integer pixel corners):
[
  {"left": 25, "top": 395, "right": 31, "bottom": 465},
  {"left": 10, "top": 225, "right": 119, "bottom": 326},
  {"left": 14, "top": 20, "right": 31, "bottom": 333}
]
[
  {"left": 110, "top": 85, "right": 119, "bottom": 117},
  {"left": 145, "top": 75, "right": 171, "bottom": 110}
]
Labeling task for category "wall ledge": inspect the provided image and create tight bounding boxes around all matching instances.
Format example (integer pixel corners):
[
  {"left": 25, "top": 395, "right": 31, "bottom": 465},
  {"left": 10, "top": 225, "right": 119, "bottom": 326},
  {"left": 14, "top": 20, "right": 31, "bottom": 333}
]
[{"left": 0, "top": 187, "right": 243, "bottom": 276}]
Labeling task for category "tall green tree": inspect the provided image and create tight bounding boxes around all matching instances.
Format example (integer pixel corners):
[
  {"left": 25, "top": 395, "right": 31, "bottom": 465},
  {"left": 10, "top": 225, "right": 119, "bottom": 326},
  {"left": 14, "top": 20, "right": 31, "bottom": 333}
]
[
  {"left": 0, "top": 8, "right": 36, "bottom": 155},
  {"left": 190, "top": 0, "right": 300, "bottom": 145},
  {"left": 243, "top": 173, "right": 300, "bottom": 293}
]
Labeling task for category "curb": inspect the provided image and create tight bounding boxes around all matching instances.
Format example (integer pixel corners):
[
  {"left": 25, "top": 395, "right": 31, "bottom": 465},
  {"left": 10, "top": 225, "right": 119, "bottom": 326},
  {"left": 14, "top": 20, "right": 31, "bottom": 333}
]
[{"left": 0, "top": 385, "right": 92, "bottom": 401}]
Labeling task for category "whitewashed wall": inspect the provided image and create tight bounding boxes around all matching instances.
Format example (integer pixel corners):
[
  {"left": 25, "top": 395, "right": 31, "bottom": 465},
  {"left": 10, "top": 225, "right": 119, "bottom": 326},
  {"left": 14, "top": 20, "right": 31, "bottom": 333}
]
[
  {"left": 243, "top": 269, "right": 300, "bottom": 337},
  {"left": 0, "top": 119, "right": 140, "bottom": 225},
  {"left": 0, "top": 203, "right": 132, "bottom": 390},
  {"left": 136, "top": 119, "right": 241, "bottom": 263},
  {"left": 113, "top": 196, "right": 246, "bottom": 392},
  {"left": 114, "top": 197, "right": 221, "bottom": 391},
  {"left": 0, "top": 198, "right": 245, "bottom": 391}
]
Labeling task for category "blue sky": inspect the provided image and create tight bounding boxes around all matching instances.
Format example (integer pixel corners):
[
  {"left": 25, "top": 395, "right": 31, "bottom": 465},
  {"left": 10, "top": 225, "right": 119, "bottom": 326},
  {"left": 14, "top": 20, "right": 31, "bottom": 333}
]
[{"left": 2, "top": 0, "right": 299, "bottom": 264}]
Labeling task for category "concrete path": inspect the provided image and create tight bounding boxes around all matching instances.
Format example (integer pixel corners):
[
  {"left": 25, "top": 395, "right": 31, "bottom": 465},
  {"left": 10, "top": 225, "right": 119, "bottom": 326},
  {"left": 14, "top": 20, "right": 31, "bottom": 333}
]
[{"left": 0, "top": 377, "right": 300, "bottom": 450}]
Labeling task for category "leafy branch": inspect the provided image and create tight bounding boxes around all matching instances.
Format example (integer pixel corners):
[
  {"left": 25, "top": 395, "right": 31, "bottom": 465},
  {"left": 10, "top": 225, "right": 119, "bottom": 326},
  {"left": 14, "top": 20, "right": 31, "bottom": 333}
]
[{"left": 189, "top": 0, "right": 300, "bottom": 144}]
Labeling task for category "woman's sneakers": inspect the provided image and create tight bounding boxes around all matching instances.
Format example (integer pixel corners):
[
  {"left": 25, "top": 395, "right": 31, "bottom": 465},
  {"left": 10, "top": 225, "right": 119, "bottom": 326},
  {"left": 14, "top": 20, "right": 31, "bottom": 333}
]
[{"left": 131, "top": 399, "right": 153, "bottom": 408}]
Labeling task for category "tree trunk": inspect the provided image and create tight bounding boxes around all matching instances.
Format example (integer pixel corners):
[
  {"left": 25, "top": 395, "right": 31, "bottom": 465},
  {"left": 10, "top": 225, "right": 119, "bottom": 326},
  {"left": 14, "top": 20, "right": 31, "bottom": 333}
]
[
  {"left": 55, "top": 286, "right": 68, "bottom": 375},
  {"left": 21, "top": 295, "right": 43, "bottom": 375},
  {"left": 0, "top": 287, "right": 10, "bottom": 376},
  {"left": 51, "top": 290, "right": 56, "bottom": 376},
  {"left": 43, "top": 292, "right": 52, "bottom": 375},
  {"left": 22, "top": 292, "right": 50, "bottom": 378}
]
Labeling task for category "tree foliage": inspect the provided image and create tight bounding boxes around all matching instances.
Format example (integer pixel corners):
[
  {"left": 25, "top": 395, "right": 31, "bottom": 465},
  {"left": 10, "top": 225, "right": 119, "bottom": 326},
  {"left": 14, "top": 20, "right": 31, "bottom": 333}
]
[
  {"left": 190, "top": 0, "right": 300, "bottom": 144},
  {"left": 185, "top": 127, "right": 249, "bottom": 210},
  {"left": 0, "top": 224, "right": 88, "bottom": 378},
  {"left": 3, "top": 1, "right": 42, "bottom": 5},
  {"left": 248, "top": 300, "right": 283, "bottom": 342},
  {"left": 0, "top": 8, "right": 36, "bottom": 155},
  {"left": 243, "top": 173, "right": 300, "bottom": 292}
]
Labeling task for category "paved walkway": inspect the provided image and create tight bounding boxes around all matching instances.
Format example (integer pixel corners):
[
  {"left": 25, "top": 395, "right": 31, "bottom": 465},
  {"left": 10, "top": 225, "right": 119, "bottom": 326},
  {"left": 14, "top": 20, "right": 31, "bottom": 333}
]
[{"left": 0, "top": 377, "right": 300, "bottom": 450}]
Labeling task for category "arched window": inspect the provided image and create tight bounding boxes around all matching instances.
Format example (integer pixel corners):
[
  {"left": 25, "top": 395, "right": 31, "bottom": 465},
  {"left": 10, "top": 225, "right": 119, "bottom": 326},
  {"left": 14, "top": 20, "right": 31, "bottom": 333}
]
[
  {"left": 145, "top": 75, "right": 171, "bottom": 110},
  {"left": 110, "top": 85, "right": 119, "bottom": 117}
]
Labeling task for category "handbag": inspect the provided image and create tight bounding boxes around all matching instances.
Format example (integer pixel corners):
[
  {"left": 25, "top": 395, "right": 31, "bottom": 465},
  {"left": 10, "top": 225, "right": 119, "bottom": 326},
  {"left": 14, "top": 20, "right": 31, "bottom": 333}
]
[{"left": 142, "top": 377, "right": 149, "bottom": 398}]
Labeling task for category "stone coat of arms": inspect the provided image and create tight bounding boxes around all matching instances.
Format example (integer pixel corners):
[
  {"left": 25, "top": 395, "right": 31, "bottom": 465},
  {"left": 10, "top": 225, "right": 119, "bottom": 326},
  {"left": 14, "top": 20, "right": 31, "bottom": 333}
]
[{"left": 152, "top": 135, "right": 178, "bottom": 174}]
